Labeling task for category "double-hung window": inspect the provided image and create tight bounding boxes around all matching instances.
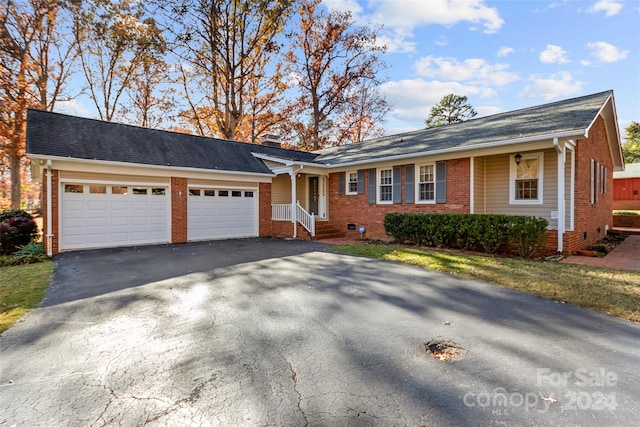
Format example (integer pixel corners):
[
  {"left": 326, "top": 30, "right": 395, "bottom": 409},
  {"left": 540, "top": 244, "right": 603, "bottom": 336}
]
[
  {"left": 346, "top": 171, "right": 358, "bottom": 195},
  {"left": 378, "top": 169, "right": 393, "bottom": 203},
  {"left": 510, "top": 152, "right": 543, "bottom": 204},
  {"left": 417, "top": 164, "right": 435, "bottom": 203}
]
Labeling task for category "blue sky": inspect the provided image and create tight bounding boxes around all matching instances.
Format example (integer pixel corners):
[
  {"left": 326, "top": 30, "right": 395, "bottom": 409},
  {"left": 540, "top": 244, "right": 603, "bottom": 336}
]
[
  {"left": 325, "top": 0, "right": 639, "bottom": 138},
  {"left": 57, "top": 0, "right": 639, "bottom": 140}
]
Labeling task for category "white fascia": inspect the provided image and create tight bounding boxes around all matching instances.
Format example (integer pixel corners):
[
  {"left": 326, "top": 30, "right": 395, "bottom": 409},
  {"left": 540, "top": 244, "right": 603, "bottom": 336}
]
[{"left": 27, "top": 154, "right": 275, "bottom": 179}]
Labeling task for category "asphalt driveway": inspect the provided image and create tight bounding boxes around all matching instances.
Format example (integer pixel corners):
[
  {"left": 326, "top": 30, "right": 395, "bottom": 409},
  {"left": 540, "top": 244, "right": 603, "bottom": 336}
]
[{"left": 1, "top": 238, "right": 639, "bottom": 426}]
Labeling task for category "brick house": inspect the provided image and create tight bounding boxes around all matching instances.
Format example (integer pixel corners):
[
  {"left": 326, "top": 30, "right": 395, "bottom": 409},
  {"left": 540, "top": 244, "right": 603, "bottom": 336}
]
[{"left": 27, "top": 90, "right": 623, "bottom": 256}]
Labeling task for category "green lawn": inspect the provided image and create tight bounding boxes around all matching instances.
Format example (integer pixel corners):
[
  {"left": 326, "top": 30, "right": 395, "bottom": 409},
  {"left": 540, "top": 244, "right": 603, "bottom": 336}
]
[
  {"left": 330, "top": 244, "right": 640, "bottom": 323},
  {"left": 0, "top": 261, "right": 54, "bottom": 333}
]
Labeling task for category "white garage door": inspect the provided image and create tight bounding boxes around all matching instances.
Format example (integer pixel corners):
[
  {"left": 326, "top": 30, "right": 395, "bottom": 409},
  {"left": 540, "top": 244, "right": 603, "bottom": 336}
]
[
  {"left": 61, "top": 183, "right": 170, "bottom": 250},
  {"left": 188, "top": 187, "right": 258, "bottom": 241}
]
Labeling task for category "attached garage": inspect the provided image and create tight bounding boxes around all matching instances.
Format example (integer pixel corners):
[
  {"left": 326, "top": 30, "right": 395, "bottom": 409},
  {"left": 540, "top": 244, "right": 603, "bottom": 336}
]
[
  {"left": 60, "top": 183, "right": 170, "bottom": 250},
  {"left": 187, "top": 186, "right": 258, "bottom": 241}
]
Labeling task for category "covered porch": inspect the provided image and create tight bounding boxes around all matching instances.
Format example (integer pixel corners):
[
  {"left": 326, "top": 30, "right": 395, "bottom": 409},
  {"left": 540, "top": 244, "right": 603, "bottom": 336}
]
[{"left": 268, "top": 167, "right": 329, "bottom": 239}]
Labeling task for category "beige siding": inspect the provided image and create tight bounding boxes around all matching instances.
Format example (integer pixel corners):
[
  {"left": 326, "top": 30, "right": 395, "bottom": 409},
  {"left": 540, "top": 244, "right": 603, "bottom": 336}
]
[
  {"left": 473, "top": 157, "right": 485, "bottom": 213},
  {"left": 272, "top": 174, "right": 292, "bottom": 204},
  {"left": 298, "top": 176, "right": 308, "bottom": 209},
  {"left": 484, "top": 149, "right": 558, "bottom": 228},
  {"left": 59, "top": 171, "right": 170, "bottom": 184},
  {"left": 271, "top": 174, "right": 308, "bottom": 205}
]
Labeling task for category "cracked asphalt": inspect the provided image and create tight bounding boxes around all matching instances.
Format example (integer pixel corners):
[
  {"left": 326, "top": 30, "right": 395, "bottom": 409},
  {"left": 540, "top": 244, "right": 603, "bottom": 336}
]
[{"left": 1, "top": 238, "right": 639, "bottom": 426}]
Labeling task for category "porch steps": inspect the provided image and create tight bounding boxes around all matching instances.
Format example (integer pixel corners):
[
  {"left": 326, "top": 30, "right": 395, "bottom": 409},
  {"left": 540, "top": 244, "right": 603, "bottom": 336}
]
[{"left": 313, "top": 222, "right": 346, "bottom": 240}]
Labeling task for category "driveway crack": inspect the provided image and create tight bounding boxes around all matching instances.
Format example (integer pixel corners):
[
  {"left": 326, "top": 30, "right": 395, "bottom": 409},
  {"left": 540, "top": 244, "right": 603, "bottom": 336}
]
[{"left": 277, "top": 350, "right": 308, "bottom": 426}]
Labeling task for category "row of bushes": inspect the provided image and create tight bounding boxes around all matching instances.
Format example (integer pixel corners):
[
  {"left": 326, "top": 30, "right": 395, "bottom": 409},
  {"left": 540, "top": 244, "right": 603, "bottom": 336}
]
[
  {"left": 384, "top": 213, "right": 549, "bottom": 258},
  {"left": 0, "top": 210, "right": 47, "bottom": 265}
]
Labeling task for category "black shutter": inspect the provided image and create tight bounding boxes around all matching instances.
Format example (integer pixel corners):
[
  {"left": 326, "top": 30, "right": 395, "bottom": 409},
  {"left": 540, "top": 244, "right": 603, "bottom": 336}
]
[
  {"left": 368, "top": 168, "right": 376, "bottom": 204},
  {"left": 436, "top": 161, "right": 447, "bottom": 203},
  {"left": 393, "top": 166, "right": 401, "bottom": 204},
  {"left": 405, "top": 164, "right": 414, "bottom": 203},
  {"left": 338, "top": 172, "right": 345, "bottom": 195},
  {"left": 357, "top": 170, "right": 365, "bottom": 194}
]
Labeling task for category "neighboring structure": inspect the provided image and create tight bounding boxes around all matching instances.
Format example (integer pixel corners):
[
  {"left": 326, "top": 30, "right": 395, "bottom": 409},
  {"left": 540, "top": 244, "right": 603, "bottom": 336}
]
[
  {"left": 27, "top": 90, "right": 623, "bottom": 256},
  {"left": 613, "top": 162, "right": 640, "bottom": 210}
]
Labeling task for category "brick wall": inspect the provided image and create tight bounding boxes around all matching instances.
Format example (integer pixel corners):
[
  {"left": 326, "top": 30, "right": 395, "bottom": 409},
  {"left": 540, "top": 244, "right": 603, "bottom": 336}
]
[
  {"left": 327, "top": 159, "right": 471, "bottom": 240},
  {"left": 259, "top": 182, "right": 273, "bottom": 236},
  {"left": 43, "top": 169, "right": 60, "bottom": 255},
  {"left": 171, "top": 177, "right": 188, "bottom": 243},
  {"left": 564, "top": 115, "right": 614, "bottom": 253}
]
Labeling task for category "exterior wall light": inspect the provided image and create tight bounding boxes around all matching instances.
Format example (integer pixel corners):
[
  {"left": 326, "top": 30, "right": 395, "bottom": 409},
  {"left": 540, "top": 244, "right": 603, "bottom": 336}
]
[{"left": 514, "top": 153, "right": 522, "bottom": 165}]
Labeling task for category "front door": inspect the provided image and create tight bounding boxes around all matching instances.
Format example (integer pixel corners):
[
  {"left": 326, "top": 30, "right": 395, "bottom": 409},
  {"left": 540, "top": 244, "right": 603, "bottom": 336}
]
[{"left": 308, "top": 176, "right": 319, "bottom": 215}]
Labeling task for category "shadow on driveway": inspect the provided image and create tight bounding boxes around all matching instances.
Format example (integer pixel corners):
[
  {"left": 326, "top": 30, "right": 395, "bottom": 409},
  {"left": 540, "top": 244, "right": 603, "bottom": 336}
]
[
  {"left": 42, "top": 237, "right": 329, "bottom": 306},
  {"left": 1, "top": 238, "right": 638, "bottom": 426}
]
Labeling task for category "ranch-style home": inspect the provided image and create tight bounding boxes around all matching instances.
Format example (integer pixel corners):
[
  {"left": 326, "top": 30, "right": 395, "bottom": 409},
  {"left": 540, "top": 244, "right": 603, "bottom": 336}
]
[{"left": 27, "top": 90, "right": 623, "bottom": 256}]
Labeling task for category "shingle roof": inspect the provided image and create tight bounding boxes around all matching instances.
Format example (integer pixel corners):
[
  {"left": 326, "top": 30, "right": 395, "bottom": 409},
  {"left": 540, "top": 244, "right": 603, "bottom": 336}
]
[
  {"left": 27, "top": 91, "right": 615, "bottom": 172},
  {"left": 26, "top": 109, "right": 320, "bottom": 174},
  {"left": 314, "top": 90, "right": 613, "bottom": 166}
]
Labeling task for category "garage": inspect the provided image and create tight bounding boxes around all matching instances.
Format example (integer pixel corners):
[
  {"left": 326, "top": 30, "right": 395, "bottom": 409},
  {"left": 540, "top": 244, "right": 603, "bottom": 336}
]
[
  {"left": 60, "top": 183, "right": 170, "bottom": 250},
  {"left": 188, "top": 187, "right": 258, "bottom": 241}
]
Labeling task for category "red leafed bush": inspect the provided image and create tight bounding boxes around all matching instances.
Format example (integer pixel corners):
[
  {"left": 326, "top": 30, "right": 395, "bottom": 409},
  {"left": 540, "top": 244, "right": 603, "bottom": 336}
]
[{"left": 0, "top": 211, "right": 39, "bottom": 255}]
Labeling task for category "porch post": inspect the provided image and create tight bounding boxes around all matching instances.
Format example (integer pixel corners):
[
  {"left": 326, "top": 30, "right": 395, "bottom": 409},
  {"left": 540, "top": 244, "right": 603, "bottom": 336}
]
[
  {"left": 290, "top": 169, "right": 299, "bottom": 238},
  {"left": 555, "top": 138, "right": 565, "bottom": 253}
]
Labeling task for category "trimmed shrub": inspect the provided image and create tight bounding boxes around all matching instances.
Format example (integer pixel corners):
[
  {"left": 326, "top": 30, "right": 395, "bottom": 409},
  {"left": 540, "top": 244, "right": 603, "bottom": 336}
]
[
  {"left": 384, "top": 213, "right": 548, "bottom": 258},
  {"left": 0, "top": 210, "right": 39, "bottom": 255}
]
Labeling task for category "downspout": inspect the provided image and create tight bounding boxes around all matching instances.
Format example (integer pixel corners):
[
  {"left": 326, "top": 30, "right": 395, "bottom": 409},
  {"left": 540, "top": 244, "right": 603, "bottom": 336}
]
[
  {"left": 46, "top": 160, "right": 53, "bottom": 257},
  {"left": 554, "top": 138, "right": 565, "bottom": 253},
  {"left": 290, "top": 166, "right": 303, "bottom": 239}
]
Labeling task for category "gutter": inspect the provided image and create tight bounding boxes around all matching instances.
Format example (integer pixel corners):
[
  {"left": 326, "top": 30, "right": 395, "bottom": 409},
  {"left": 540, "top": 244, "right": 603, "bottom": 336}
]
[{"left": 26, "top": 154, "right": 276, "bottom": 178}]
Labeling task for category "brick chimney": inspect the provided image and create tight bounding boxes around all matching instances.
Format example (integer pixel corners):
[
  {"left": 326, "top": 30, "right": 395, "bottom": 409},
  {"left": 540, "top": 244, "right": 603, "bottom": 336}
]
[{"left": 261, "top": 134, "right": 282, "bottom": 148}]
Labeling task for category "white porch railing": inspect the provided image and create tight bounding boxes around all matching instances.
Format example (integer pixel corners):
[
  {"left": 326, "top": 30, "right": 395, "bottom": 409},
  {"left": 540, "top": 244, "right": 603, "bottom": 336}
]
[
  {"left": 272, "top": 204, "right": 291, "bottom": 221},
  {"left": 296, "top": 201, "right": 315, "bottom": 237},
  {"left": 271, "top": 202, "right": 315, "bottom": 237}
]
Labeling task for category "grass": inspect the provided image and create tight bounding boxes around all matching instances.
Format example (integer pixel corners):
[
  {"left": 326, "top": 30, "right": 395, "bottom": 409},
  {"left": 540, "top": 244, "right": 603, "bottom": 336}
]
[
  {"left": 329, "top": 244, "right": 640, "bottom": 323},
  {"left": 0, "top": 261, "right": 54, "bottom": 333}
]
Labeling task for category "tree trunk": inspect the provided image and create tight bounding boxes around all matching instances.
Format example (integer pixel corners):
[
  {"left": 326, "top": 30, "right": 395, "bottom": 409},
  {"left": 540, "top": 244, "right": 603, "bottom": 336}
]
[{"left": 9, "top": 150, "right": 21, "bottom": 210}]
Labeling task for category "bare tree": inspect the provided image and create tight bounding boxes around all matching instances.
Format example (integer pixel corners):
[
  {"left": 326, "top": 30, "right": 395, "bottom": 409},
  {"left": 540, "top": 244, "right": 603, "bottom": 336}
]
[
  {"left": 285, "top": 0, "right": 388, "bottom": 150},
  {"left": 163, "top": 0, "right": 294, "bottom": 140},
  {"left": 0, "top": 0, "right": 77, "bottom": 209},
  {"left": 73, "top": 0, "right": 165, "bottom": 122}
]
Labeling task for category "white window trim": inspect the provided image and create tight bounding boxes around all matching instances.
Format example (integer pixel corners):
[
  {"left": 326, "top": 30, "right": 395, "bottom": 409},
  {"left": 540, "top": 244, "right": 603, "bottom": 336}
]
[
  {"left": 415, "top": 163, "right": 436, "bottom": 204},
  {"left": 346, "top": 171, "right": 358, "bottom": 195},
  {"left": 509, "top": 152, "right": 544, "bottom": 205},
  {"left": 377, "top": 168, "right": 393, "bottom": 204}
]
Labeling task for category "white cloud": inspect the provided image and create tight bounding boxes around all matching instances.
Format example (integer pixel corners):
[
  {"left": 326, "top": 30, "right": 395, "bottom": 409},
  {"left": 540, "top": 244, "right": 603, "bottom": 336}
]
[
  {"left": 434, "top": 36, "right": 448, "bottom": 47},
  {"left": 586, "top": 41, "right": 629, "bottom": 63},
  {"left": 476, "top": 105, "right": 502, "bottom": 118},
  {"left": 371, "top": 0, "right": 504, "bottom": 34},
  {"left": 322, "top": 0, "right": 364, "bottom": 17},
  {"left": 539, "top": 44, "right": 569, "bottom": 64},
  {"left": 376, "top": 30, "right": 417, "bottom": 54},
  {"left": 519, "top": 72, "right": 584, "bottom": 100},
  {"left": 54, "top": 99, "right": 95, "bottom": 118},
  {"left": 497, "top": 46, "right": 514, "bottom": 57},
  {"left": 588, "top": 0, "right": 623, "bottom": 17},
  {"left": 414, "top": 56, "right": 519, "bottom": 86},
  {"left": 380, "top": 79, "right": 495, "bottom": 123}
]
